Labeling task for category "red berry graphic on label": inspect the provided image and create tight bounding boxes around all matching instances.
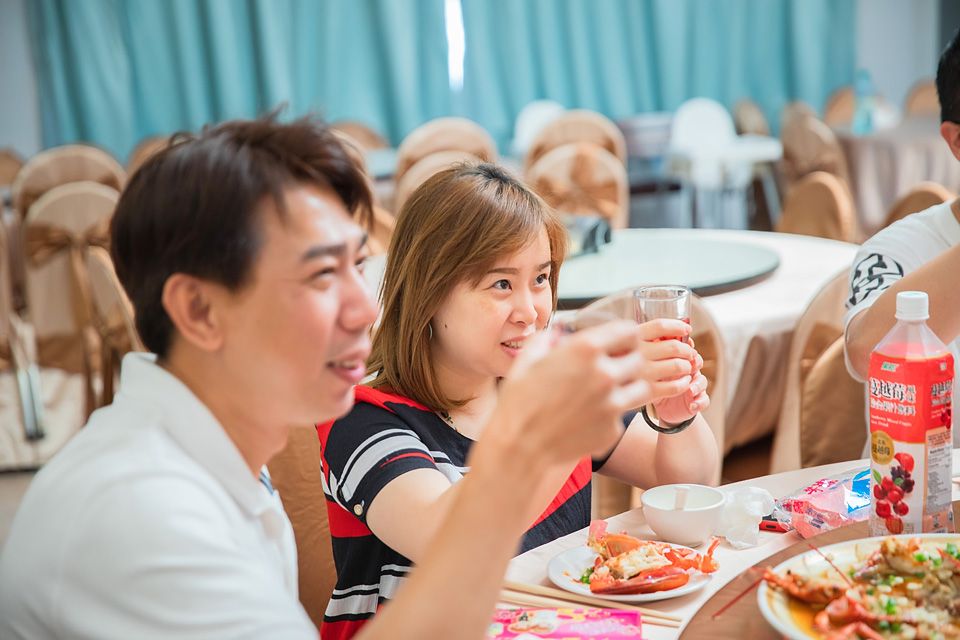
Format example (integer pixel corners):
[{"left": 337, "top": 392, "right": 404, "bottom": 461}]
[
  {"left": 873, "top": 485, "right": 885, "bottom": 500},
  {"left": 894, "top": 453, "right": 915, "bottom": 474},
  {"left": 881, "top": 476, "right": 895, "bottom": 492},
  {"left": 875, "top": 500, "right": 892, "bottom": 518},
  {"left": 887, "top": 487, "right": 904, "bottom": 505},
  {"left": 885, "top": 517, "right": 904, "bottom": 534},
  {"left": 895, "top": 501, "right": 909, "bottom": 516}
]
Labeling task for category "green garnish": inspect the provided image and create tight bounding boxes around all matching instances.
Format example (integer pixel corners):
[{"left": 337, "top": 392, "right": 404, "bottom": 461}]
[
  {"left": 579, "top": 568, "right": 594, "bottom": 584},
  {"left": 879, "top": 621, "right": 891, "bottom": 631},
  {"left": 947, "top": 542, "right": 960, "bottom": 559},
  {"left": 933, "top": 557, "right": 943, "bottom": 568},
  {"left": 892, "top": 622, "right": 902, "bottom": 633},
  {"left": 866, "top": 587, "right": 876, "bottom": 595},
  {"left": 914, "top": 552, "right": 929, "bottom": 563},
  {"left": 884, "top": 598, "right": 898, "bottom": 615}
]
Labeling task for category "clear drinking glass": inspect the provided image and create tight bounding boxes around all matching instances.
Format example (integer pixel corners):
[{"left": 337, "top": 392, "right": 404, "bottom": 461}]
[{"left": 633, "top": 285, "right": 692, "bottom": 339}]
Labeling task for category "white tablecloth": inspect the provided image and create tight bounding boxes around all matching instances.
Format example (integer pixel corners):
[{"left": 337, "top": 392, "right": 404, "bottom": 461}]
[
  {"left": 836, "top": 117, "right": 960, "bottom": 236},
  {"left": 505, "top": 450, "right": 960, "bottom": 639}
]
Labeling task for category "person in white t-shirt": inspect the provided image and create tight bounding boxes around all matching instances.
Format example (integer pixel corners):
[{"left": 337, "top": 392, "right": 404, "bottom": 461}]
[
  {"left": 0, "top": 115, "right": 673, "bottom": 639},
  {"left": 844, "top": 29, "right": 960, "bottom": 445}
]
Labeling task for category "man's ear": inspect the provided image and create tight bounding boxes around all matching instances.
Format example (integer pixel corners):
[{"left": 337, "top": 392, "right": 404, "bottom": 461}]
[
  {"left": 161, "top": 274, "right": 225, "bottom": 353},
  {"left": 940, "top": 121, "right": 960, "bottom": 162}
]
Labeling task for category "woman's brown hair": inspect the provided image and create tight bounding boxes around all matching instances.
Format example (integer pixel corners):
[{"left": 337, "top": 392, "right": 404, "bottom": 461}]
[{"left": 367, "top": 163, "right": 567, "bottom": 412}]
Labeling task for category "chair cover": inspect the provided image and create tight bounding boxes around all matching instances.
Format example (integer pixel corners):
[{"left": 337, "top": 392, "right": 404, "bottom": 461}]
[
  {"left": 331, "top": 120, "right": 389, "bottom": 152},
  {"left": 904, "top": 80, "right": 939, "bottom": 118},
  {"left": 883, "top": 182, "right": 954, "bottom": 229},
  {"left": 524, "top": 109, "right": 627, "bottom": 172},
  {"left": 780, "top": 101, "right": 817, "bottom": 132},
  {"left": 267, "top": 424, "right": 335, "bottom": 628},
  {"left": 779, "top": 114, "right": 852, "bottom": 195},
  {"left": 824, "top": 86, "right": 855, "bottom": 126},
  {"left": 511, "top": 100, "right": 565, "bottom": 158},
  {"left": 12, "top": 144, "right": 125, "bottom": 218},
  {"left": 776, "top": 171, "right": 857, "bottom": 242},
  {"left": 394, "top": 118, "right": 496, "bottom": 183},
  {"left": 367, "top": 206, "right": 396, "bottom": 256},
  {"left": 393, "top": 150, "right": 482, "bottom": 214},
  {"left": 527, "top": 143, "right": 629, "bottom": 229},
  {"left": 799, "top": 337, "right": 867, "bottom": 466},
  {"left": 770, "top": 270, "right": 850, "bottom": 473},
  {"left": 0, "top": 148, "right": 23, "bottom": 188},
  {"left": 670, "top": 98, "right": 736, "bottom": 154},
  {"left": 0, "top": 221, "right": 44, "bottom": 470},
  {"left": 24, "top": 182, "right": 118, "bottom": 421},
  {"left": 733, "top": 99, "right": 770, "bottom": 136},
  {"left": 126, "top": 136, "right": 169, "bottom": 176},
  {"left": 86, "top": 246, "right": 144, "bottom": 407}
]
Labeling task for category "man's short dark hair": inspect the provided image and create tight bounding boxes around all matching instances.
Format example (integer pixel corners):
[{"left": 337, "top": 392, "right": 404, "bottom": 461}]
[
  {"left": 937, "top": 27, "right": 960, "bottom": 123},
  {"left": 111, "top": 113, "right": 372, "bottom": 358}
]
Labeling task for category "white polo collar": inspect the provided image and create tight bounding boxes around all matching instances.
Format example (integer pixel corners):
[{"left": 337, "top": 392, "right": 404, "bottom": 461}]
[{"left": 114, "top": 353, "right": 277, "bottom": 520}]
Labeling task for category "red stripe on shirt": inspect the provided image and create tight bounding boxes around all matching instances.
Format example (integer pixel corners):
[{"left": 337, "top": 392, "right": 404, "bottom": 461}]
[
  {"left": 325, "top": 501, "right": 373, "bottom": 538},
  {"left": 529, "top": 456, "right": 592, "bottom": 528},
  {"left": 320, "top": 618, "right": 368, "bottom": 640},
  {"left": 353, "top": 385, "right": 431, "bottom": 413},
  {"left": 380, "top": 451, "right": 434, "bottom": 467}
]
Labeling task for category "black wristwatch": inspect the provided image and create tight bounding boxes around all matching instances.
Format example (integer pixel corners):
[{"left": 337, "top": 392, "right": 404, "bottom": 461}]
[{"left": 641, "top": 405, "right": 697, "bottom": 435}]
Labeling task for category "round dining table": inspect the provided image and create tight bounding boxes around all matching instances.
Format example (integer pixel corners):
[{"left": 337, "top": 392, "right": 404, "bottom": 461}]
[
  {"left": 503, "top": 449, "right": 960, "bottom": 639},
  {"left": 836, "top": 116, "right": 960, "bottom": 235},
  {"left": 363, "top": 229, "right": 858, "bottom": 454}
]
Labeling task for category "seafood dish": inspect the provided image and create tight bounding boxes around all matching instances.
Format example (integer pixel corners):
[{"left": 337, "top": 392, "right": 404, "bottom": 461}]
[
  {"left": 762, "top": 535, "right": 960, "bottom": 639},
  {"left": 582, "top": 520, "right": 720, "bottom": 595}
]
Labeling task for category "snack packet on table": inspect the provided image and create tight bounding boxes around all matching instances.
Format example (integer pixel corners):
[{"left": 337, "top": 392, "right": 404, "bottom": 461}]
[
  {"left": 772, "top": 468, "right": 871, "bottom": 538},
  {"left": 487, "top": 608, "right": 643, "bottom": 639}
]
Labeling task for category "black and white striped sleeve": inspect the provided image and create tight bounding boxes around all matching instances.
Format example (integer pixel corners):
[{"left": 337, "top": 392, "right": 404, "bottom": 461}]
[{"left": 321, "top": 403, "right": 438, "bottom": 523}]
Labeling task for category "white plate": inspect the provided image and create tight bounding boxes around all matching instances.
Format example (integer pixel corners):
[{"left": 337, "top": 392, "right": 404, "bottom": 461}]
[
  {"left": 757, "top": 533, "right": 960, "bottom": 640},
  {"left": 547, "top": 544, "right": 712, "bottom": 603}
]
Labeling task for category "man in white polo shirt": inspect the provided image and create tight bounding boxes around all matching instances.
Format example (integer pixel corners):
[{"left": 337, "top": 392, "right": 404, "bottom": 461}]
[
  {"left": 844, "top": 29, "right": 960, "bottom": 446},
  {"left": 0, "top": 115, "right": 670, "bottom": 639}
]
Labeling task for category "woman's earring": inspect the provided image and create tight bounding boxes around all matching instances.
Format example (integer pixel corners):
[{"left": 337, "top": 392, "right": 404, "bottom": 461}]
[{"left": 428, "top": 324, "right": 434, "bottom": 340}]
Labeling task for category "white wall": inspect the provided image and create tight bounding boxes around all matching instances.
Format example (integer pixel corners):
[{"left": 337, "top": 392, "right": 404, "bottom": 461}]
[
  {"left": 0, "top": 0, "right": 42, "bottom": 158},
  {"left": 856, "top": 0, "right": 940, "bottom": 111}
]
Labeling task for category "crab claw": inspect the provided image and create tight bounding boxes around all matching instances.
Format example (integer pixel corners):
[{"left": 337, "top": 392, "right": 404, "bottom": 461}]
[
  {"left": 664, "top": 537, "right": 721, "bottom": 573},
  {"left": 587, "top": 519, "right": 645, "bottom": 559},
  {"left": 590, "top": 565, "right": 690, "bottom": 595}
]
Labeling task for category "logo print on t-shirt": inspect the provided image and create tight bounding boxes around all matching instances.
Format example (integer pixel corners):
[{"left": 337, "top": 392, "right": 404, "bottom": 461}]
[{"left": 848, "top": 253, "right": 905, "bottom": 307}]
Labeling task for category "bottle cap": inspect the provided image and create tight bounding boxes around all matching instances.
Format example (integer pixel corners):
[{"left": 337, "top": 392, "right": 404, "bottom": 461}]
[{"left": 895, "top": 291, "right": 929, "bottom": 321}]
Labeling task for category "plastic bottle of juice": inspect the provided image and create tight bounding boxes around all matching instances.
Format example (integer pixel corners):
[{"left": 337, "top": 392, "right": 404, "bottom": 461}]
[{"left": 869, "top": 291, "right": 954, "bottom": 536}]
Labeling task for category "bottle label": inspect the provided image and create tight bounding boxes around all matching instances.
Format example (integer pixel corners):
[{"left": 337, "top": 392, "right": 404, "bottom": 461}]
[{"left": 868, "top": 352, "right": 954, "bottom": 535}]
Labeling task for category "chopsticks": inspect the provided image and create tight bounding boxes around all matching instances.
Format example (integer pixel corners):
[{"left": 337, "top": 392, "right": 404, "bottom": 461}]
[{"left": 501, "top": 580, "right": 682, "bottom": 628}]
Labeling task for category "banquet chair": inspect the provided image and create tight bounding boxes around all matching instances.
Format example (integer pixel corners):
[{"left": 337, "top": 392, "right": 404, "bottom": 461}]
[
  {"left": 0, "top": 222, "right": 44, "bottom": 470},
  {"left": 527, "top": 143, "right": 629, "bottom": 229},
  {"left": 394, "top": 118, "right": 496, "bottom": 183},
  {"left": 780, "top": 101, "right": 817, "bottom": 131},
  {"left": 770, "top": 269, "right": 850, "bottom": 473},
  {"left": 331, "top": 120, "right": 389, "bottom": 152},
  {"left": 779, "top": 115, "right": 852, "bottom": 199},
  {"left": 367, "top": 206, "right": 396, "bottom": 256},
  {"left": 86, "top": 246, "right": 144, "bottom": 407},
  {"left": 0, "top": 148, "right": 23, "bottom": 188},
  {"left": 393, "top": 149, "right": 483, "bottom": 214},
  {"left": 126, "top": 135, "right": 169, "bottom": 177},
  {"left": 12, "top": 144, "right": 125, "bottom": 219},
  {"left": 267, "top": 424, "right": 335, "bottom": 628},
  {"left": 776, "top": 172, "right": 857, "bottom": 243},
  {"left": 733, "top": 100, "right": 770, "bottom": 136},
  {"left": 904, "top": 80, "right": 939, "bottom": 117},
  {"left": 581, "top": 288, "right": 727, "bottom": 502},
  {"left": 882, "top": 182, "right": 955, "bottom": 229},
  {"left": 24, "top": 181, "right": 118, "bottom": 431},
  {"left": 511, "top": 100, "right": 565, "bottom": 158},
  {"left": 523, "top": 110, "right": 627, "bottom": 172},
  {"left": 798, "top": 337, "right": 867, "bottom": 467},
  {"left": 823, "top": 86, "right": 855, "bottom": 126}
]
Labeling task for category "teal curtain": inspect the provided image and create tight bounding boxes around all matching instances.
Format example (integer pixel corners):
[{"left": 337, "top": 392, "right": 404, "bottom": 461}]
[
  {"left": 26, "top": 0, "right": 449, "bottom": 161},
  {"left": 459, "top": 0, "right": 856, "bottom": 147},
  {"left": 27, "top": 0, "right": 855, "bottom": 160}
]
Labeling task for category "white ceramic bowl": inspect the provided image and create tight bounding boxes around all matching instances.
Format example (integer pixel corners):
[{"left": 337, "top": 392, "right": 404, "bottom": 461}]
[{"left": 640, "top": 484, "right": 725, "bottom": 547}]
